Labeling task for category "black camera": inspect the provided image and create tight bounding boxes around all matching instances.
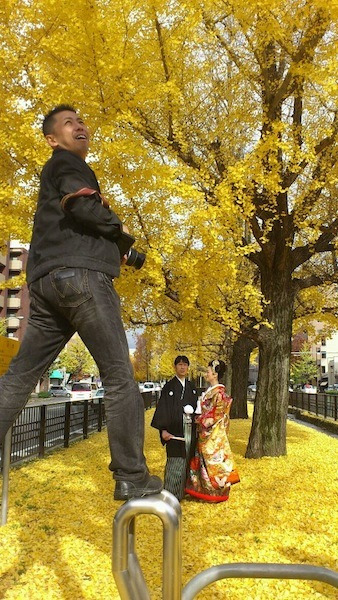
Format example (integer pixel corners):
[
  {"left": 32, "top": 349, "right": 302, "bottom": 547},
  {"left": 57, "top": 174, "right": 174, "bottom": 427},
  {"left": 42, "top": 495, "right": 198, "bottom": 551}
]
[
  {"left": 116, "top": 231, "right": 146, "bottom": 270},
  {"left": 125, "top": 247, "right": 146, "bottom": 269}
]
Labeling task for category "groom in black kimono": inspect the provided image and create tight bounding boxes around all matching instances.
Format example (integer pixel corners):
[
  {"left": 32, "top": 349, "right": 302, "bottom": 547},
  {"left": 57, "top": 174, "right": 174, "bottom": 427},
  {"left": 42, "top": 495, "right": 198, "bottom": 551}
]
[{"left": 151, "top": 355, "right": 197, "bottom": 500}]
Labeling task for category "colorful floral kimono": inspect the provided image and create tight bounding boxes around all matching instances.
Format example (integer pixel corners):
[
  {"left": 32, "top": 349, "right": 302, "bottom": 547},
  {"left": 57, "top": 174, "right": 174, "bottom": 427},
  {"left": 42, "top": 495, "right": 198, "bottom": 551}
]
[{"left": 185, "top": 384, "right": 239, "bottom": 502}]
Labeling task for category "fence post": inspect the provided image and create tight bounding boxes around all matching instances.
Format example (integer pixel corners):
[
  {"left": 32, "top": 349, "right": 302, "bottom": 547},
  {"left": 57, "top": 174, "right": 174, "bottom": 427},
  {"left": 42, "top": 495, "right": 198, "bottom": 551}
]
[
  {"left": 64, "top": 402, "right": 71, "bottom": 448},
  {"left": 334, "top": 396, "right": 338, "bottom": 422},
  {"left": 83, "top": 400, "right": 89, "bottom": 439},
  {"left": 98, "top": 399, "right": 103, "bottom": 432},
  {"left": 38, "top": 405, "right": 46, "bottom": 458},
  {"left": 1, "top": 427, "right": 12, "bottom": 526},
  {"left": 324, "top": 395, "right": 327, "bottom": 419}
]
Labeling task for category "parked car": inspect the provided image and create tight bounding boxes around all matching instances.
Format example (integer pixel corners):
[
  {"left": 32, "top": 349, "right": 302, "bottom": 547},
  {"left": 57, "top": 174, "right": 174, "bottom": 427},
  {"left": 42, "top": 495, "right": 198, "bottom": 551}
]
[
  {"left": 326, "top": 384, "right": 338, "bottom": 393},
  {"left": 301, "top": 384, "right": 317, "bottom": 394},
  {"left": 92, "top": 387, "right": 104, "bottom": 405},
  {"left": 140, "top": 381, "right": 161, "bottom": 394},
  {"left": 49, "top": 385, "right": 71, "bottom": 398},
  {"left": 71, "top": 381, "right": 98, "bottom": 401},
  {"left": 247, "top": 384, "right": 257, "bottom": 400}
]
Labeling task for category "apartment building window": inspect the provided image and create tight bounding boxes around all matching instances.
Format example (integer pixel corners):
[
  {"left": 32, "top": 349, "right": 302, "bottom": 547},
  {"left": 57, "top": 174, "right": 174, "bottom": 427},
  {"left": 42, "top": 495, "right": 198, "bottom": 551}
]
[
  {"left": 321, "top": 352, "right": 326, "bottom": 359},
  {"left": 321, "top": 338, "right": 326, "bottom": 346},
  {"left": 322, "top": 366, "right": 326, "bottom": 374}
]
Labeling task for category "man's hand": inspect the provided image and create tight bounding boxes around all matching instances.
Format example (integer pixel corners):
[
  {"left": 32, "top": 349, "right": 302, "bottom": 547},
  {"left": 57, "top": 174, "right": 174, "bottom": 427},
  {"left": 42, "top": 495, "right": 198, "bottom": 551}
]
[
  {"left": 161, "top": 429, "right": 173, "bottom": 442},
  {"left": 121, "top": 224, "right": 130, "bottom": 264}
]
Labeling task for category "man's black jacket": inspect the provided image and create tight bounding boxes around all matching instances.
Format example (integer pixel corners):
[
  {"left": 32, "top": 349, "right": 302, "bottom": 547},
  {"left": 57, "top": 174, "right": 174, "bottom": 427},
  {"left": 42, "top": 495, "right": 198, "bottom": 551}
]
[
  {"left": 26, "top": 148, "right": 122, "bottom": 284},
  {"left": 151, "top": 377, "right": 197, "bottom": 458}
]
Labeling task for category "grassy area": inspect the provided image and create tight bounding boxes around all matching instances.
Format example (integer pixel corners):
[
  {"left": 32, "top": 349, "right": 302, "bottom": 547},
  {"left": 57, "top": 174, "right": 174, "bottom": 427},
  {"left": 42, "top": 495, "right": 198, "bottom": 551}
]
[{"left": 0, "top": 409, "right": 337, "bottom": 599}]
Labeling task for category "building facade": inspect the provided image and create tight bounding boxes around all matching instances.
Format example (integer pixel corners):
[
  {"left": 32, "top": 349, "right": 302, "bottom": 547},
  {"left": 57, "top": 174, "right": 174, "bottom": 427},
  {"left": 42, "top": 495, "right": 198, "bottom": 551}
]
[
  {"left": 0, "top": 241, "right": 29, "bottom": 342},
  {"left": 313, "top": 330, "right": 338, "bottom": 389}
]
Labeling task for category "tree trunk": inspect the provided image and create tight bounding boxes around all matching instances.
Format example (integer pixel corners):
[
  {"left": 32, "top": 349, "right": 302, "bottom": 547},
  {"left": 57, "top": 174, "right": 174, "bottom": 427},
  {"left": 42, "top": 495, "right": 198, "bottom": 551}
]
[
  {"left": 223, "top": 362, "right": 232, "bottom": 396},
  {"left": 220, "top": 334, "right": 233, "bottom": 394},
  {"left": 245, "top": 262, "right": 294, "bottom": 458},
  {"left": 230, "top": 336, "right": 256, "bottom": 419}
]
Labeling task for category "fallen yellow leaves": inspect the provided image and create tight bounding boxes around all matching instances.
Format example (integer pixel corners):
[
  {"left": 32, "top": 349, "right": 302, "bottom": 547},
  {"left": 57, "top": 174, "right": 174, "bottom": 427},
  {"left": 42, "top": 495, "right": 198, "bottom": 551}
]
[{"left": 0, "top": 410, "right": 337, "bottom": 599}]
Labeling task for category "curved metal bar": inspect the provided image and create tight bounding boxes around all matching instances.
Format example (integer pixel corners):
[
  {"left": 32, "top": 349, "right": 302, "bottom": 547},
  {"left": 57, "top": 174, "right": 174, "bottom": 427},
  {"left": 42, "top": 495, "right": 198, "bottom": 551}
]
[
  {"left": 182, "top": 563, "right": 338, "bottom": 600},
  {"left": 127, "top": 519, "right": 149, "bottom": 599},
  {"left": 113, "top": 490, "right": 182, "bottom": 600},
  {"left": 1, "top": 428, "right": 12, "bottom": 526},
  {"left": 161, "top": 493, "right": 182, "bottom": 599}
]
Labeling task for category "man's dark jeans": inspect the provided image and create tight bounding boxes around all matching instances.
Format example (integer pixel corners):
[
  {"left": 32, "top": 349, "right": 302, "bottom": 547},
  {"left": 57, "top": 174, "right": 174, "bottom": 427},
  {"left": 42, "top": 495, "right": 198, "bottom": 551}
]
[{"left": 0, "top": 268, "right": 147, "bottom": 481}]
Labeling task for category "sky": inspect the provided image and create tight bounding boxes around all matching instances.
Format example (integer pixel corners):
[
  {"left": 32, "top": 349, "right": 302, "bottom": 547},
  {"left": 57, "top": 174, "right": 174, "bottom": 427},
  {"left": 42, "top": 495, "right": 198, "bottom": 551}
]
[{"left": 126, "top": 328, "right": 142, "bottom": 351}]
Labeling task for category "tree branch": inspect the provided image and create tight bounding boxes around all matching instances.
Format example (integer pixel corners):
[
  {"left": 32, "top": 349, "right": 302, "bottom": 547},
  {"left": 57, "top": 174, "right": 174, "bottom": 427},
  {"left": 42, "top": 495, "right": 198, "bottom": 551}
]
[
  {"left": 283, "top": 110, "right": 338, "bottom": 189},
  {"left": 292, "top": 218, "right": 338, "bottom": 270},
  {"left": 128, "top": 316, "right": 180, "bottom": 327},
  {"left": 292, "top": 80, "right": 304, "bottom": 148},
  {"left": 162, "top": 268, "right": 180, "bottom": 303},
  {"left": 202, "top": 12, "right": 261, "bottom": 95},
  {"left": 270, "top": 10, "right": 329, "bottom": 113},
  {"left": 293, "top": 270, "right": 338, "bottom": 291},
  {"left": 132, "top": 108, "right": 201, "bottom": 171},
  {"left": 153, "top": 12, "right": 174, "bottom": 142}
]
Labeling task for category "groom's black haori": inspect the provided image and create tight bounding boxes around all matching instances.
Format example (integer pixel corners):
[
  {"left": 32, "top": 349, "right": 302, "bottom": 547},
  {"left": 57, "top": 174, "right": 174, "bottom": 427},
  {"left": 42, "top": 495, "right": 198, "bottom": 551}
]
[{"left": 151, "top": 357, "right": 197, "bottom": 499}]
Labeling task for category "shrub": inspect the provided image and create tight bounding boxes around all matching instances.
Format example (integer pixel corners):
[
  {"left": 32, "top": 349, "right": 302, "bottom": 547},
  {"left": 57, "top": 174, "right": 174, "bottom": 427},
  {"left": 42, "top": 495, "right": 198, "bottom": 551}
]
[{"left": 38, "top": 391, "right": 51, "bottom": 398}]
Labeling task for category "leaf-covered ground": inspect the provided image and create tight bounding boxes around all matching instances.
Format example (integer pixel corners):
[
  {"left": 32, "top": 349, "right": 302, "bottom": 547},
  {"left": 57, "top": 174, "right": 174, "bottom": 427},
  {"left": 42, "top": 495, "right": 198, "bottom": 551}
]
[{"left": 0, "top": 409, "right": 337, "bottom": 599}]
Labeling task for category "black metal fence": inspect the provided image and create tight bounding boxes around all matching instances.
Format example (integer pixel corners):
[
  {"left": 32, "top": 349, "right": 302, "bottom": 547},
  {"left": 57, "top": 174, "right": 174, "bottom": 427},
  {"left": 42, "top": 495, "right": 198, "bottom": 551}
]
[
  {"left": 1, "top": 389, "right": 336, "bottom": 472},
  {"left": 289, "top": 391, "right": 338, "bottom": 421},
  {"left": 0, "top": 391, "right": 160, "bottom": 471}
]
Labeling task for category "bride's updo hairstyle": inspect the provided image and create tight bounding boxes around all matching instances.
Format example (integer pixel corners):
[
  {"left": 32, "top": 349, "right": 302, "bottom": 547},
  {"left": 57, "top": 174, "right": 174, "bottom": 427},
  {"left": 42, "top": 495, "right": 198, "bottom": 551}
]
[{"left": 208, "top": 359, "right": 226, "bottom": 380}]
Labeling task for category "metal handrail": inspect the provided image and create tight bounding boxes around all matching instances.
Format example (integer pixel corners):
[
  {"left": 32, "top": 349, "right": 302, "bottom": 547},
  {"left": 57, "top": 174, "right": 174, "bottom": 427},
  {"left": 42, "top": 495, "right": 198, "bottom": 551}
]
[
  {"left": 113, "top": 490, "right": 182, "bottom": 600},
  {"left": 289, "top": 390, "right": 338, "bottom": 421},
  {"left": 112, "top": 491, "right": 337, "bottom": 600},
  {"left": 181, "top": 563, "right": 338, "bottom": 599},
  {"left": 1, "top": 428, "right": 12, "bottom": 525}
]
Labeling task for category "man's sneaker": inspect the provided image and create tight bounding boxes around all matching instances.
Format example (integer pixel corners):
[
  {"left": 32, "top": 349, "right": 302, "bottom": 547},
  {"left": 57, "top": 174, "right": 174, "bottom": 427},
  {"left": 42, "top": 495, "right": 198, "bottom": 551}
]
[{"left": 114, "top": 474, "right": 163, "bottom": 501}]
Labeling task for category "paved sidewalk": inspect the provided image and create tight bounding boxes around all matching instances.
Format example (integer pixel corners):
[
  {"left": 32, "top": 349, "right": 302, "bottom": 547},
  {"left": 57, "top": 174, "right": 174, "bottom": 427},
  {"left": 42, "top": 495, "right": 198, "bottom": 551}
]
[{"left": 287, "top": 413, "right": 338, "bottom": 439}]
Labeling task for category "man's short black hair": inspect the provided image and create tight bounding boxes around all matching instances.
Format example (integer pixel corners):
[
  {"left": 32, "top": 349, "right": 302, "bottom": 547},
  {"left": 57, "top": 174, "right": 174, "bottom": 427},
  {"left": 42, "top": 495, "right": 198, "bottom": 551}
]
[
  {"left": 174, "top": 355, "right": 190, "bottom": 366},
  {"left": 42, "top": 104, "right": 77, "bottom": 136}
]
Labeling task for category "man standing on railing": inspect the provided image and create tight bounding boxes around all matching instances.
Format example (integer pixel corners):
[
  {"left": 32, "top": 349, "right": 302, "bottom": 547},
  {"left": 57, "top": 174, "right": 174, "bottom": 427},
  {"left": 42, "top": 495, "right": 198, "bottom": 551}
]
[{"left": 0, "top": 104, "right": 162, "bottom": 501}]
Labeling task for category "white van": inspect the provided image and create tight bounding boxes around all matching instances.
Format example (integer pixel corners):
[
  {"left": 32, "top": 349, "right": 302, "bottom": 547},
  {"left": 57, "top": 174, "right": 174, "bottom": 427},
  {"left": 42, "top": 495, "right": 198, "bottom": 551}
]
[
  {"left": 139, "top": 381, "right": 162, "bottom": 394},
  {"left": 71, "top": 381, "right": 98, "bottom": 402}
]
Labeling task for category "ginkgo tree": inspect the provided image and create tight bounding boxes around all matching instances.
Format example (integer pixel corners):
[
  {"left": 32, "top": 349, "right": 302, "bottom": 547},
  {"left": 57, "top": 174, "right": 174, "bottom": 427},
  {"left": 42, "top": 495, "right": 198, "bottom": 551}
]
[
  {"left": 112, "top": 0, "right": 338, "bottom": 457},
  {"left": 0, "top": 0, "right": 337, "bottom": 459},
  {"left": 290, "top": 343, "right": 318, "bottom": 386},
  {"left": 57, "top": 335, "right": 99, "bottom": 381}
]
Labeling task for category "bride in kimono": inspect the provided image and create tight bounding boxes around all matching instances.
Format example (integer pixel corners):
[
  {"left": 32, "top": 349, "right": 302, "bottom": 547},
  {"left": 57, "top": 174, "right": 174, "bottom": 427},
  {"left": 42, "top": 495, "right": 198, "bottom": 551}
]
[{"left": 185, "top": 359, "right": 239, "bottom": 502}]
